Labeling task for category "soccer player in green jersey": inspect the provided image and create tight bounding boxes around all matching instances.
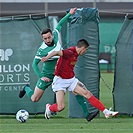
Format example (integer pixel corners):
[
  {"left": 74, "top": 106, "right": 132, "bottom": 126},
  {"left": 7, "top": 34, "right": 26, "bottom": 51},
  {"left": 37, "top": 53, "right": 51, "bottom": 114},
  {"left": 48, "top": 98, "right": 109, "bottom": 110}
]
[{"left": 19, "top": 7, "right": 98, "bottom": 122}]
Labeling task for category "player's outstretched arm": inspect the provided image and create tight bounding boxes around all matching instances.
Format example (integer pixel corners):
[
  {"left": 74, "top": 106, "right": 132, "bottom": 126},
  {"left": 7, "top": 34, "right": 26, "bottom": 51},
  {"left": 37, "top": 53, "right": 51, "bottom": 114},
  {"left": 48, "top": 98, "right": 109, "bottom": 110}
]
[
  {"left": 56, "top": 7, "right": 77, "bottom": 32},
  {"left": 41, "top": 50, "right": 63, "bottom": 62},
  {"left": 32, "top": 58, "right": 43, "bottom": 78}
]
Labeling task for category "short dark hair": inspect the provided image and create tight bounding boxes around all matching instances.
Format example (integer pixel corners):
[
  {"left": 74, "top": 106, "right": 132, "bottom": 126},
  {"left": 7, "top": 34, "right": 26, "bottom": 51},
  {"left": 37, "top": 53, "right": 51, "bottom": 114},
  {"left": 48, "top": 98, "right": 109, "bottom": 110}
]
[
  {"left": 76, "top": 39, "right": 89, "bottom": 48},
  {"left": 41, "top": 28, "right": 52, "bottom": 35}
]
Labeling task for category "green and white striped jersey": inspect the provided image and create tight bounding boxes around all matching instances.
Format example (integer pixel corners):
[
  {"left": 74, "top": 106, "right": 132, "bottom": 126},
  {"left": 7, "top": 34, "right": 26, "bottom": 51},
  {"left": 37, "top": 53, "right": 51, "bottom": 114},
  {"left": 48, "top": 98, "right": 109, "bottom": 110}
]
[
  {"left": 35, "top": 29, "right": 62, "bottom": 61},
  {"left": 32, "top": 13, "right": 71, "bottom": 78}
]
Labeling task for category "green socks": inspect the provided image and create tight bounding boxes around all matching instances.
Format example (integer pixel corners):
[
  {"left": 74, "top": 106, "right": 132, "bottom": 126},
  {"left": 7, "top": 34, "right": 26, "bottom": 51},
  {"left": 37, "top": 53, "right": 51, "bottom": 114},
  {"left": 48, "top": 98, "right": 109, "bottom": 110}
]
[
  {"left": 75, "top": 95, "right": 89, "bottom": 117},
  {"left": 24, "top": 86, "right": 34, "bottom": 98}
]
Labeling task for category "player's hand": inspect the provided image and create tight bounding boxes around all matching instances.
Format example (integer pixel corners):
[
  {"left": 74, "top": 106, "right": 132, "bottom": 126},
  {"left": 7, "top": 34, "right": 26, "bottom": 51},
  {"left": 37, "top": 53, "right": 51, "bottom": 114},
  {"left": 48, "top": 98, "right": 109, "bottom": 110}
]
[
  {"left": 41, "top": 77, "right": 50, "bottom": 82},
  {"left": 41, "top": 57, "right": 48, "bottom": 62},
  {"left": 70, "top": 7, "right": 77, "bottom": 15}
]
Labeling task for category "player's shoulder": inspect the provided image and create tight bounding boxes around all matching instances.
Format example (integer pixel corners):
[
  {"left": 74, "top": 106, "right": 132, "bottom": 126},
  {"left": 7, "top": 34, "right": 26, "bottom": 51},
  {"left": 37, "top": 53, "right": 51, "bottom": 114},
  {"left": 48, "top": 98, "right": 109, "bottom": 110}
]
[
  {"left": 63, "top": 46, "right": 75, "bottom": 54},
  {"left": 39, "top": 42, "right": 48, "bottom": 49},
  {"left": 68, "top": 46, "right": 75, "bottom": 51},
  {"left": 53, "top": 29, "right": 60, "bottom": 35}
]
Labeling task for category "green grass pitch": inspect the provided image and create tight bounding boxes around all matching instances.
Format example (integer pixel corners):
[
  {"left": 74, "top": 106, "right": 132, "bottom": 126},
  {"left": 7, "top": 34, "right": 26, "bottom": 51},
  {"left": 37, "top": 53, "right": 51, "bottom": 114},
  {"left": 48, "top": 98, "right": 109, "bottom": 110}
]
[{"left": 0, "top": 73, "right": 133, "bottom": 133}]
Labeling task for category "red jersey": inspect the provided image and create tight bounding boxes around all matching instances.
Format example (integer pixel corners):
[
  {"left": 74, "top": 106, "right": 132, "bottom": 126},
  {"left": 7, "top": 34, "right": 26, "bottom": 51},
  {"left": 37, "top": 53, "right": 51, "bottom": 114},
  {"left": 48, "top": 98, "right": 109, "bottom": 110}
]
[{"left": 54, "top": 46, "right": 78, "bottom": 79}]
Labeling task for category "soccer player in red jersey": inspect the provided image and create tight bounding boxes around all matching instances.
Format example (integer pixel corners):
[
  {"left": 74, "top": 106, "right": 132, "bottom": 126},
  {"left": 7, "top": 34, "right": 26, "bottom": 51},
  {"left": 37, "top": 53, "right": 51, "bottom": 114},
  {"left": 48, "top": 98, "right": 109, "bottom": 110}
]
[{"left": 41, "top": 39, "right": 118, "bottom": 121}]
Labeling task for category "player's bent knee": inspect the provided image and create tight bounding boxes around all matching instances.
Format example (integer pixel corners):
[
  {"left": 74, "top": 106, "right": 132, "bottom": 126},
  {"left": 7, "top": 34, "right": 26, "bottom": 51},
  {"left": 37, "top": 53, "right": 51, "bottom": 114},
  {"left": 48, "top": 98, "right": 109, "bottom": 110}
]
[
  {"left": 31, "top": 97, "right": 40, "bottom": 102},
  {"left": 84, "top": 90, "right": 92, "bottom": 99}
]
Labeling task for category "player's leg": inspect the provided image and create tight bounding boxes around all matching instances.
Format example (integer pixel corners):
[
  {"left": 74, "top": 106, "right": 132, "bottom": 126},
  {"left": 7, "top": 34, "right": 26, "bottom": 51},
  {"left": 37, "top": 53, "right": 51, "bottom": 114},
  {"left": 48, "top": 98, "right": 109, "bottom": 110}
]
[
  {"left": 75, "top": 95, "right": 89, "bottom": 117},
  {"left": 74, "top": 81, "right": 90, "bottom": 118},
  {"left": 69, "top": 79, "right": 98, "bottom": 121},
  {"left": 75, "top": 95, "right": 99, "bottom": 122},
  {"left": 50, "top": 90, "right": 65, "bottom": 112},
  {"left": 19, "top": 84, "right": 34, "bottom": 99},
  {"left": 19, "top": 78, "right": 52, "bottom": 102},
  {"left": 74, "top": 82, "right": 118, "bottom": 118},
  {"left": 30, "top": 78, "right": 51, "bottom": 102},
  {"left": 19, "top": 84, "right": 44, "bottom": 102},
  {"left": 45, "top": 76, "right": 67, "bottom": 119},
  {"left": 31, "top": 87, "right": 44, "bottom": 102},
  {"left": 45, "top": 90, "right": 65, "bottom": 119},
  {"left": 74, "top": 82, "right": 107, "bottom": 111}
]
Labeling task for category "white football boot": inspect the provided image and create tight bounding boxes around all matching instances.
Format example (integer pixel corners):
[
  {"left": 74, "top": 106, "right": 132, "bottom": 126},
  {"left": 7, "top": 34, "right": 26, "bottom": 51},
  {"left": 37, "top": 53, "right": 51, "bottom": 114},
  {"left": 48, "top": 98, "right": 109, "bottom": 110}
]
[
  {"left": 105, "top": 108, "right": 119, "bottom": 118},
  {"left": 45, "top": 104, "right": 51, "bottom": 119}
]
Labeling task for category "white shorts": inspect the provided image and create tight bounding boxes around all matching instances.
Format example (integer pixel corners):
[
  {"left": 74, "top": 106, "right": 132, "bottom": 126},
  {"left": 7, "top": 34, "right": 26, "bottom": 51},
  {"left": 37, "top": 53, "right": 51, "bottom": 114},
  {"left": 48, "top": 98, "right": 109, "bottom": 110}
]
[{"left": 52, "top": 76, "right": 79, "bottom": 93}]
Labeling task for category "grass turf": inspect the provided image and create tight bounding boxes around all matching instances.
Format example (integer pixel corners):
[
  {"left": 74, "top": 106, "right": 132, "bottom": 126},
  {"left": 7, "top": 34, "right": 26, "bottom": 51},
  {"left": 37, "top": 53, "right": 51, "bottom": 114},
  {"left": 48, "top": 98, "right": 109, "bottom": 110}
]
[
  {"left": 0, "top": 73, "right": 133, "bottom": 133},
  {"left": 1, "top": 116, "right": 133, "bottom": 133}
]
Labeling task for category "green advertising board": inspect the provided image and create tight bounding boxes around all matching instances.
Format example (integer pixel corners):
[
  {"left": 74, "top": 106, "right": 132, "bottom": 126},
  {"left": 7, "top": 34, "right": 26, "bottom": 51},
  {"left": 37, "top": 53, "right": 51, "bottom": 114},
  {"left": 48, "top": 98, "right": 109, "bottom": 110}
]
[
  {"left": 0, "top": 15, "right": 55, "bottom": 114},
  {"left": 113, "top": 15, "right": 133, "bottom": 115}
]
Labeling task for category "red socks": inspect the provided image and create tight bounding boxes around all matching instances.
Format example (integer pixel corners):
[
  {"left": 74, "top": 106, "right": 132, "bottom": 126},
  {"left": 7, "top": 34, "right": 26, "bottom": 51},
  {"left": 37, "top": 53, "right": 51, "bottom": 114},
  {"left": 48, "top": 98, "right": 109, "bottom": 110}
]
[
  {"left": 50, "top": 96, "right": 106, "bottom": 113},
  {"left": 88, "top": 95, "right": 106, "bottom": 112},
  {"left": 49, "top": 103, "right": 59, "bottom": 112}
]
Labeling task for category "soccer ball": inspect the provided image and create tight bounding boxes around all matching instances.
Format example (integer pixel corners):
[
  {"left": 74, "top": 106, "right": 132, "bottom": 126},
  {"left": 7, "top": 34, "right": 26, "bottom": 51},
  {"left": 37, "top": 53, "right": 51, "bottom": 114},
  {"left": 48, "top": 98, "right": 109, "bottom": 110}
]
[{"left": 16, "top": 109, "right": 29, "bottom": 123}]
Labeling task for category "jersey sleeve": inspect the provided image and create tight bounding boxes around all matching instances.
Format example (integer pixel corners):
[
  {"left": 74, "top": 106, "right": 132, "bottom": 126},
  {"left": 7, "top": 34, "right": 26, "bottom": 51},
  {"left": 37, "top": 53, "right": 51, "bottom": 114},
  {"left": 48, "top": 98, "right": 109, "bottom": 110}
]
[
  {"left": 52, "top": 13, "right": 71, "bottom": 45},
  {"left": 55, "top": 12, "right": 71, "bottom": 32},
  {"left": 52, "top": 29, "right": 59, "bottom": 45},
  {"left": 32, "top": 58, "right": 43, "bottom": 78}
]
